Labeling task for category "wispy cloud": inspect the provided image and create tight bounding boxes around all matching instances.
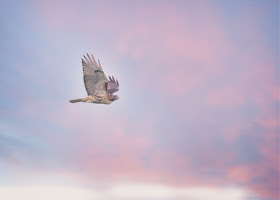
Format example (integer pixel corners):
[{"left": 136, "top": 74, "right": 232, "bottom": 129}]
[{"left": 0, "top": 0, "right": 278, "bottom": 200}]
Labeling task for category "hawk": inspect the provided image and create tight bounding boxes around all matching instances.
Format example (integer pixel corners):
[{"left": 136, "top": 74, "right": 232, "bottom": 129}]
[{"left": 69, "top": 54, "right": 119, "bottom": 105}]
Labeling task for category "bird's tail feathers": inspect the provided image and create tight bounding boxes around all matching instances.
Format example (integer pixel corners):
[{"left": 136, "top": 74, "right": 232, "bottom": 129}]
[{"left": 69, "top": 98, "right": 84, "bottom": 103}]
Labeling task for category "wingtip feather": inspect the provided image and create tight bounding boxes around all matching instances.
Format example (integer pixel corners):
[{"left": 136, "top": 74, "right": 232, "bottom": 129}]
[
  {"left": 83, "top": 55, "right": 90, "bottom": 63},
  {"left": 91, "top": 54, "right": 98, "bottom": 65},
  {"left": 87, "top": 53, "right": 94, "bottom": 63},
  {"left": 98, "top": 59, "right": 102, "bottom": 68}
]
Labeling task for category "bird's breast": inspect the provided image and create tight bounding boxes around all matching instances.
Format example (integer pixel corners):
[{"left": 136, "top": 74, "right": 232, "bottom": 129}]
[{"left": 92, "top": 95, "right": 111, "bottom": 104}]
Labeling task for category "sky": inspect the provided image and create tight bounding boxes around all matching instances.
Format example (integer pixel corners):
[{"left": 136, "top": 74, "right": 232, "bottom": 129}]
[{"left": 0, "top": 0, "right": 279, "bottom": 200}]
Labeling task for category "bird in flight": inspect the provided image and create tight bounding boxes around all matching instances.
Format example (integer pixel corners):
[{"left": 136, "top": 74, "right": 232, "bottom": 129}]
[{"left": 69, "top": 54, "right": 119, "bottom": 105}]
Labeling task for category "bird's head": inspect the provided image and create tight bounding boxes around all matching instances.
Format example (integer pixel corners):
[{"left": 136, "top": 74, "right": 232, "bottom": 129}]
[{"left": 109, "top": 94, "right": 119, "bottom": 102}]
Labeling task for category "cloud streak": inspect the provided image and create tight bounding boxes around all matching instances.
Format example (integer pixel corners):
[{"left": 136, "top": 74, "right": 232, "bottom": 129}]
[{"left": 0, "top": 0, "right": 278, "bottom": 200}]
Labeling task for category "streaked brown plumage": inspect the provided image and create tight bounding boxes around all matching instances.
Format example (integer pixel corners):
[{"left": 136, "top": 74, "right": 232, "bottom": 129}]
[{"left": 69, "top": 54, "right": 119, "bottom": 105}]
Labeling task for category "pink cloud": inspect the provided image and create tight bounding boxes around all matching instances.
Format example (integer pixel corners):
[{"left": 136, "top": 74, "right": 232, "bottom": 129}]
[
  {"left": 16, "top": 1, "right": 279, "bottom": 200},
  {"left": 227, "top": 165, "right": 252, "bottom": 183}
]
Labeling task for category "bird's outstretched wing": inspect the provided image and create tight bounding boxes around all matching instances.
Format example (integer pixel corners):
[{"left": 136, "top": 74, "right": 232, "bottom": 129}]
[
  {"left": 82, "top": 54, "right": 108, "bottom": 96},
  {"left": 107, "top": 76, "right": 119, "bottom": 94}
]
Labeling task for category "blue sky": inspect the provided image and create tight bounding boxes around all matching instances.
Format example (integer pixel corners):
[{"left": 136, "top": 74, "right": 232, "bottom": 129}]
[{"left": 0, "top": 0, "right": 279, "bottom": 200}]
